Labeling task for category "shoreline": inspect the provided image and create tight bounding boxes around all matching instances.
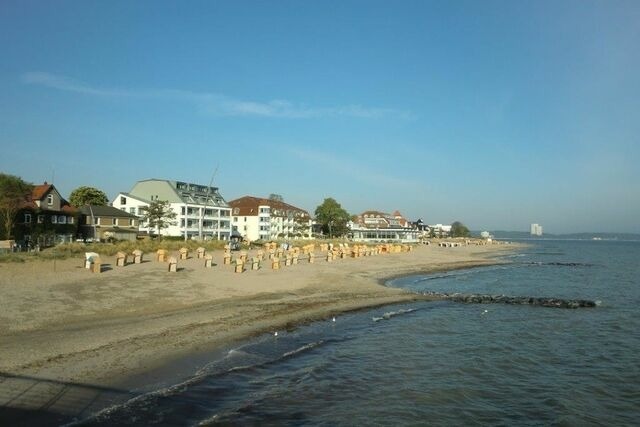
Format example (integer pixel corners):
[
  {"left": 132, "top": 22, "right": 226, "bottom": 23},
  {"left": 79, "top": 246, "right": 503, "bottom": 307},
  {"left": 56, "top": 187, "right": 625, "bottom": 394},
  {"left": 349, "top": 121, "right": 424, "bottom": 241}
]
[{"left": 0, "top": 242, "right": 521, "bottom": 423}]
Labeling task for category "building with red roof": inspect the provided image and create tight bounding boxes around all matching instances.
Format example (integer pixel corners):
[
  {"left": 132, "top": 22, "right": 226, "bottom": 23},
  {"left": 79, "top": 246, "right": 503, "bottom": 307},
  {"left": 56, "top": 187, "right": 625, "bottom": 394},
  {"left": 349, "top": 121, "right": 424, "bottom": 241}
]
[
  {"left": 14, "top": 182, "right": 77, "bottom": 248},
  {"left": 228, "top": 196, "right": 312, "bottom": 241},
  {"left": 348, "top": 209, "right": 418, "bottom": 243}
]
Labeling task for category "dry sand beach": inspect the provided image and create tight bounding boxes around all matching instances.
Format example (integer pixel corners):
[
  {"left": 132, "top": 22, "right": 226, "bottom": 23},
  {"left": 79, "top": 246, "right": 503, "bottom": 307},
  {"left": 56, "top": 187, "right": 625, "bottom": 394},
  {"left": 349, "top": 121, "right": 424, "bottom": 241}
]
[{"left": 0, "top": 242, "right": 519, "bottom": 423}]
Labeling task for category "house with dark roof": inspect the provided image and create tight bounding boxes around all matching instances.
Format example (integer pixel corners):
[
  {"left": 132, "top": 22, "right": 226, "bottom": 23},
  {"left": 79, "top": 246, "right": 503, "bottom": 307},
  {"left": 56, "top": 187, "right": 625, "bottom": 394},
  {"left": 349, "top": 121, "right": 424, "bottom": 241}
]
[
  {"left": 78, "top": 205, "right": 140, "bottom": 242},
  {"left": 14, "top": 182, "right": 77, "bottom": 248},
  {"left": 227, "top": 196, "right": 313, "bottom": 241}
]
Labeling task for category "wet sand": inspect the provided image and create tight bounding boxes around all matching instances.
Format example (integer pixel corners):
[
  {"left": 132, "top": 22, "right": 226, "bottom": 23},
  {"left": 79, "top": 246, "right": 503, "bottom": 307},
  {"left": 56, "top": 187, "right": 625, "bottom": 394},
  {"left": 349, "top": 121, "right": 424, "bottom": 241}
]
[{"left": 0, "top": 242, "right": 519, "bottom": 423}]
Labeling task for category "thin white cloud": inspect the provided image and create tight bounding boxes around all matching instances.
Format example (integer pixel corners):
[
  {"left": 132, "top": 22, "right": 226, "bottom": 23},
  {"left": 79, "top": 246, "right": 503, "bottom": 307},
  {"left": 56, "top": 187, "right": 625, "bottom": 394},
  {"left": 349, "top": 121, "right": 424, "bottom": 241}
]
[
  {"left": 289, "top": 146, "right": 422, "bottom": 191},
  {"left": 22, "top": 71, "right": 413, "bottom": 120},
  {"left": 22, "top": 72, "right": 133, "bottom": 97}
]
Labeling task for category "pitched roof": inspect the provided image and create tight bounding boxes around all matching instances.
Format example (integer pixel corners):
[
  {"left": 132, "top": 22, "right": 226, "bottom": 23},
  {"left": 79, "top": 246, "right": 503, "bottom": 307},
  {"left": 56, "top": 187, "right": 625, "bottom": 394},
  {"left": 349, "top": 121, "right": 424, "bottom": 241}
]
[
  {"left": 355, "top": 209, "right": 411, "bottom": 229},
  {"left": 228, "top": 196, "right": 309, "bottom": 217},
  {"left": 78, "top": 205, "right": 139, "bottom": 219},
  {"left": 115, "top": 192, "right": 152, "bottom": 204},
  {"left": 360, "top": 210, "right": 390, "bottom": 218},
  {"left": 32, "top": 183, "right": 53, "bottom": 200},
  {"left": 21, "top": 182, "right": 75, "bottom": 213}
]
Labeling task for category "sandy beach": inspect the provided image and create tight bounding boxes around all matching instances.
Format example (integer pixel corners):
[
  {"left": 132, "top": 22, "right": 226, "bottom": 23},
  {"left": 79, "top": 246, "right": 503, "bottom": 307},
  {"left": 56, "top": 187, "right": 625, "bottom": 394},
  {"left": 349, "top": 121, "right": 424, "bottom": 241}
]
[{"left": 0, "top": 242, "right": 519, "bottom": 423}]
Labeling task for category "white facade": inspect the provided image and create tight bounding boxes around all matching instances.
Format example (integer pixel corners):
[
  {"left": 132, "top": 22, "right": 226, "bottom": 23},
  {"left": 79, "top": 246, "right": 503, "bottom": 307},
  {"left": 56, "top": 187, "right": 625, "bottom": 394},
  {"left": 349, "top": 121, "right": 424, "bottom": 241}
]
[
  {"left": 229, "top": 197, "right": 313, "bottom": 242},
  {"left": 112, "top": 179, "right": 232, "bottom": 240},
  {"left": 350, "top": 226, "right": 419, "bottom": 243},
  {"left": 530, "top": 223, "right": 543, "bottom": 236},
  {"left": 349, "top": 210, "right": 418, "bottom": 243},
  {"left": 429, "top": 224, "right": 452, "bottom": 237}
]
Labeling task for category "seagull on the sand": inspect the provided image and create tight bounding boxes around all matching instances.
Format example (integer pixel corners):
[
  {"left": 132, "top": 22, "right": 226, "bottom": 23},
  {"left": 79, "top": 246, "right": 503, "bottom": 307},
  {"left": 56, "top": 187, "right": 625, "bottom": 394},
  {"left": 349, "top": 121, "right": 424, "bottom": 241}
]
[
  {"left": 482, "top": 309, "right": 489, "bottom": 315},
  {"left": 332, "top": 317, "right": 336, "bottom": 322},
  {"left": 274, "top": 331, "right": 278, "bottom": 336}
]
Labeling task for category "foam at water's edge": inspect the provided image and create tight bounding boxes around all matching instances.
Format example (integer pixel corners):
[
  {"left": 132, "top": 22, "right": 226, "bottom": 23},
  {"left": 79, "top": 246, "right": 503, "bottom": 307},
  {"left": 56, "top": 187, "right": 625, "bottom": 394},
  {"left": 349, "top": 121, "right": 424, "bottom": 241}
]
[{"left": 373, "top": 308, "right": 417, "bottom": 322}]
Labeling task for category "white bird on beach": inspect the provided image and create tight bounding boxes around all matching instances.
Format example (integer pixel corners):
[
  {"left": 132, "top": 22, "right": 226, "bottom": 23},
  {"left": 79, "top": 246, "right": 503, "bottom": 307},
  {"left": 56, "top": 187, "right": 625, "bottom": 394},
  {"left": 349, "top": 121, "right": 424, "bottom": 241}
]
[
  {"left": 332, "top": 317, "right": 336, "bottom": 322},
  {"left": 274, "top": 331, "right": 278, "bottom": 337},
  {"left": 482, "top": 309, "right": 489, "bottom": 315}
]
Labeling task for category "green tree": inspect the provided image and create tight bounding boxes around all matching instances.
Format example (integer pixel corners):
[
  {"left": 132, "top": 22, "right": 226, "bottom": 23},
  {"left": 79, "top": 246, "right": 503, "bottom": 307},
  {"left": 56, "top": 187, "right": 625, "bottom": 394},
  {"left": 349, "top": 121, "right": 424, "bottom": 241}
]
[
  {"left": 314, "top": 198, "right": 350, "bottom": 238},
  {"left": 69, "top": 186, "right": 109, "bottom": 207},
  {"left": 140, "top": 200, "right": 177, "bottom": 237},
  {"left": 0, "top": 173, "right": 33, "bottom": 239},
  {"left": 450, "top": 221, "right": 470, "bottom": 237}
]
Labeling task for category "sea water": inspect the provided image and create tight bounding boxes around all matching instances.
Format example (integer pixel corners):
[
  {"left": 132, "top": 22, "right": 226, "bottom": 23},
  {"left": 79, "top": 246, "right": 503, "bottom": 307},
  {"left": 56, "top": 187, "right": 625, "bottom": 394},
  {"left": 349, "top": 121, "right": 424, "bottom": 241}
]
[{"left": 79, "top": 240, "right": 640, "bottom": 426}]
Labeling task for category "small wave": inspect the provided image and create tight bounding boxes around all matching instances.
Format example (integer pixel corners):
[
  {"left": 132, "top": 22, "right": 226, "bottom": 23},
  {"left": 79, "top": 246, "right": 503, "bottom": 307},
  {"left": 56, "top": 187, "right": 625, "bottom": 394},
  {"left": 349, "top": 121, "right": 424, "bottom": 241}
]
[
  {"left": 283, "top": 341, "right": 324, "bottom": 358},
  {"left": 373, "top": 308, "right": 417, "bottom": 322},
  {"left": 195, "top": 348, "right": 269, "bottom": 376},
  {"left": 68, "top": 371, "right": 208, "bottom": 426},
  {"left": 504, "top": 253, "right": 527, "bottom": 258},
  {"left": 415, "top": 273, "right": 456, "bottom": 282}
]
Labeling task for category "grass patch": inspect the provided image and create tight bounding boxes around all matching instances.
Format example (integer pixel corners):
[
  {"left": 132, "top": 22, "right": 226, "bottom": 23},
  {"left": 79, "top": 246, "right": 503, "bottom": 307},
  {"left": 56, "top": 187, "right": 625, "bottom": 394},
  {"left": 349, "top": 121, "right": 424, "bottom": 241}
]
[
  {"left": 0, "top": 237, "right": 394, "bottom": 264},
  {"left": 0, "top": 253, "right": 27, "bottom": 263}
]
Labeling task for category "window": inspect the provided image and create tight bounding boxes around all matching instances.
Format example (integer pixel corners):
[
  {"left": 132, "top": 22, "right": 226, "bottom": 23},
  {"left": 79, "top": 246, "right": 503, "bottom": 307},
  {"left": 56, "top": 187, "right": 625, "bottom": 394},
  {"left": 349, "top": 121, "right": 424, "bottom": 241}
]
[
  {"left": 120, "top": 196, "right": 126, "bottom": 205},
  {"left": 244, "top": 217, "right": 247, "bottom": 222},
  {"left": 129, "top": 207, "right": 136, "bottom": 214},
  {"left": 233, "top": 217, "right": 238, "bottom": 222},
  {"left": 243, "top": 226, "right": 247, "bottom": 231},
  {"left": 51, "top": 216, "right": 57, "bottom": 224},
  {"left": 58, "top": 216, "right": 66, "bottom": 224},
  {"left": 112, "top": 218, "right": 118, "bottom": 225},
  {"left": 24, "top": 213, "right": 32, "bottom": 223},
  {"left": 37, "top": 215, "right": 44, "bottom": 224},
  {"left": 68, "top": 217, "right": 74, "bottom": 224},
  {"left": 233, "top": 208, "right": 239, "bottom": 215},
  {"left": 47, "top": 194, "right": 53, "bottom": 205}
]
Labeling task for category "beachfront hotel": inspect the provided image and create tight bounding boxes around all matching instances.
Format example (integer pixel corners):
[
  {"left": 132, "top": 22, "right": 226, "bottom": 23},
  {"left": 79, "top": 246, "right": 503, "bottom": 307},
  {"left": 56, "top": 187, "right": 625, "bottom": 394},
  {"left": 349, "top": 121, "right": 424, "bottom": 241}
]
[
  {"left": 348, "top": 210, "right": 419, "bottom": 243},
  {"left": 227, "top": 196, "right": 313, "bottom": 242},
  {"left": 112, "top": 179, "right": 232, "bottom": 240}
]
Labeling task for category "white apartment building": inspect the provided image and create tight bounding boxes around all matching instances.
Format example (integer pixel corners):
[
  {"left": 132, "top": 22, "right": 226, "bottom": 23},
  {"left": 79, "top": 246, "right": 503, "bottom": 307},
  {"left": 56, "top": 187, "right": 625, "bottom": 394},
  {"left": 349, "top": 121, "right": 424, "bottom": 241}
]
[
  {"left": 227, "top": 196, "right": 313, "bottom": 241},
  {"left": 112, "top": 179, "right": 232, "bottom": 240},
  {"left": 429, "top": 223, "right": 452, "bottom": 237},
  {"left": 530, "top": 223, "right": 543, "bottom": 236}
]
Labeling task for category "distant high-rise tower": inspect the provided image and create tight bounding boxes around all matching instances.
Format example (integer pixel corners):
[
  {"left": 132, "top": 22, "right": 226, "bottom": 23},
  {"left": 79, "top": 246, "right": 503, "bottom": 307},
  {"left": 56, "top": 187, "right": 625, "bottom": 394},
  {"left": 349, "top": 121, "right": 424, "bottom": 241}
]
[{"left": 530, "top": 223, "right": 543, "bottom": 236}]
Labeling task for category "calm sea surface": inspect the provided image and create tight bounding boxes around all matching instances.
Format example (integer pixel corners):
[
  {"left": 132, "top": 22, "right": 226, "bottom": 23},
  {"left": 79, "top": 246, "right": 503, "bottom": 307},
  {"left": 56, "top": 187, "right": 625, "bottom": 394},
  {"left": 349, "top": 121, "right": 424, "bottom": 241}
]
[{"left": 81, "top": 240, "right": 640, "bottom": 426}]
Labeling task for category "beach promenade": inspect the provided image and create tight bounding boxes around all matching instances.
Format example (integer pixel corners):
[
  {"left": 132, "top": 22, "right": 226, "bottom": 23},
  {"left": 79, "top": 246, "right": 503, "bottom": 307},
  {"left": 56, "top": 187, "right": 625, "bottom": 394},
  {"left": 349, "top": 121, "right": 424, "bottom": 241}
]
[{"left": 0, "top": 242, "right": 517, "bottom": 423}]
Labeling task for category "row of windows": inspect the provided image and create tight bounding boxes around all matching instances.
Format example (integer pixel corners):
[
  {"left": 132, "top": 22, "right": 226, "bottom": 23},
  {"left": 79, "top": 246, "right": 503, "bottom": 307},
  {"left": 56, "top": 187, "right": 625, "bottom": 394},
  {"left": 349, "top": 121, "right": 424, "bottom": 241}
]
[
  {"left": 120, "top": 206, "right": 141, "bottom": 215},
  {"left": 88, "top": 218, "right": 136, "bottom": 226},
  {"left": 179, "top": 220, "right": 231, "bottom": 228},
  {"left": 24, "top": 214, "right": 73, "bottom": 224},
  {"left": 183, "top": 207, "right": 226, "bottom": 217}
]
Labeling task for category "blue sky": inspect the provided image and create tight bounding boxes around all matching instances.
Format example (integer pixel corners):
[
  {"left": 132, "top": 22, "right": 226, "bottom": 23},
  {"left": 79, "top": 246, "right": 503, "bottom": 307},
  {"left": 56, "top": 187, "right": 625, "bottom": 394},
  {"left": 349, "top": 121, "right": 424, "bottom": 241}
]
[{"left": 1, "top": 0, "right": 639, "bottom": 233}]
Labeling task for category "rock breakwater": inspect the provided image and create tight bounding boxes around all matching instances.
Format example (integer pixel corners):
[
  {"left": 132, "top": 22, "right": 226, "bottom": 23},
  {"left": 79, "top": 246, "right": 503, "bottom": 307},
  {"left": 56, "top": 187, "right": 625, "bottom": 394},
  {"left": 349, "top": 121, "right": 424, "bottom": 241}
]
[{"left": 422, "top": 291, "right": 597, "bottom": 308}]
